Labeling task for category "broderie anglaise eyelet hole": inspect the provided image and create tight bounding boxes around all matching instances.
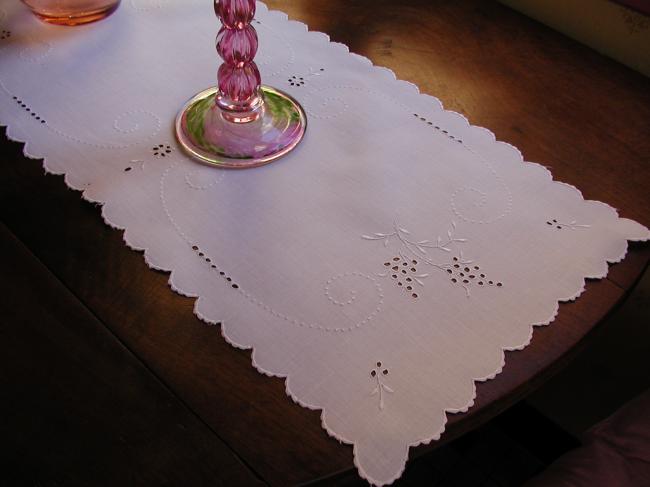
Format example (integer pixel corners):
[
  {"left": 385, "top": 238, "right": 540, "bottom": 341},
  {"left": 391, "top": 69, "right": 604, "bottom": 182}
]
[
  {"left": 546, "top": 218, "right": 590, "bottom": 231},
  {"left": 380, "top": 255, "right": 423, "bottom": 299},
  {"left": 370, "top": 364, "right": 390, "bottom": 376},
  {"left": 11, "top": 96, "right": 46, "bottom": 124},
  {"left": 447, "top": 255, "right": 503, "bottom": 297},
  {"left": 412, "top": 113, "right": 462, "bottom": 144},
  {"left": 190, "top": 243, "right": 240, "bottom": 290}
]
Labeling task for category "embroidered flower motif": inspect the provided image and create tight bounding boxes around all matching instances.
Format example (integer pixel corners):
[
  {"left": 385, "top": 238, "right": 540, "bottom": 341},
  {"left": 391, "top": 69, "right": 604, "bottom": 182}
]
[
  {"left": 288, "top": 67, "right": 324, "bottom": 87},
  {"left": 153, "top": 143, "right": 172, "bottom": 157},
  {"left": 1, "top": 30, "right": 11, "bottom": 40},
  {"left": 447, "top": 252, "right": 502, "bottom": 297},
  {"left": 364, "top": 220, "right": 467, "bottom": 299},
  {"left": 288, "top": 75, "right": 305, "bottom": 87},
  {"left": 546, "top": 218, "right": 590, "bottom": 230},
  {"left": 370, "top": 362, "right": 393, "bottom": 410}
]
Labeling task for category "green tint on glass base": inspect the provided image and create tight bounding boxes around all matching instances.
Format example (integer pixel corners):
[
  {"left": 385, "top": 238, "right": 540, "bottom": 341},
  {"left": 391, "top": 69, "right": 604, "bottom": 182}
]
[{"left": 175, "top": 86, "right": 307, "bottom": 169}]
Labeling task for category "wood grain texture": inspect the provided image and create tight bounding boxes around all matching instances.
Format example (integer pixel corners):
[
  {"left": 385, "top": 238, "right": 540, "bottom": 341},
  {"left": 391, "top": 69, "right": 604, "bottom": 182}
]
[
  {"left": 1, "top": 0, "right": 648, "bottom": 485},
  {"left": 0, "top": 223, "right": 263, "bottom": 487}
]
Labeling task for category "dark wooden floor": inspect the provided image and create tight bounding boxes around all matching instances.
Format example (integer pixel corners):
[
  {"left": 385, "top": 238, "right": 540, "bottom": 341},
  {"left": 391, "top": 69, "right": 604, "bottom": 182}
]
[{"left": 1, "top": 0, "right": 649, "bottom": 485}]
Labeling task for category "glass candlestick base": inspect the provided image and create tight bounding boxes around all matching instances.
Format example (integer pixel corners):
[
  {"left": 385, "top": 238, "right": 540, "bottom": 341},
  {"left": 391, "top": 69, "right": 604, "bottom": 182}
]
[{"left": 175, "top": 86, "right": 307, "bottom": 169}]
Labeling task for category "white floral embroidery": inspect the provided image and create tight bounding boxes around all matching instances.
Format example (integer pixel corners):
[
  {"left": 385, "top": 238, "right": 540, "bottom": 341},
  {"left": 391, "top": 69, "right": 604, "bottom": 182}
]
[
  {"left": 370, "top": 362, "right": 393, "bottom": 411},
  {"left": 363, "top": 221, "right": 471, "bottom": 298},
  {"left": 363, "top": 220, "right": 466, "bottom": 254},
  {"left": 288, "top": 67, "right": 325, "bottom": 87},
  {"left": 546, "top": 218, "right": 591, "bottom": 230}
]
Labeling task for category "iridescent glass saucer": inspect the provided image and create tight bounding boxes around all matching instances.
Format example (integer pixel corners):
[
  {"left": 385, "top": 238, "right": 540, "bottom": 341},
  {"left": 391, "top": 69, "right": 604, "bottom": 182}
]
[{"left": 176, "top": 85, "right": 306, "bottom": 169}]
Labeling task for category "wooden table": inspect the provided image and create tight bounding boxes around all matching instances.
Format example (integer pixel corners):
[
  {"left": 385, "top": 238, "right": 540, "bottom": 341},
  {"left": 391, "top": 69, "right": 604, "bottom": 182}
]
[{"left": 1, "top": 1, "right": 648, "bottom": 485}]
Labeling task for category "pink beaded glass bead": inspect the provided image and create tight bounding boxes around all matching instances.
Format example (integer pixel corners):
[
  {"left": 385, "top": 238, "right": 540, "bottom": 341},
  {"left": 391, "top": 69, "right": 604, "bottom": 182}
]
[
  {"left": 217, "top": 62, "right": 261, "bottom": 102},
  {"left": 216, "top": 25, "right": 258, "bottom": 66},
  {"left": 214, "top": 0, "right": 255, "bottom": 30}
]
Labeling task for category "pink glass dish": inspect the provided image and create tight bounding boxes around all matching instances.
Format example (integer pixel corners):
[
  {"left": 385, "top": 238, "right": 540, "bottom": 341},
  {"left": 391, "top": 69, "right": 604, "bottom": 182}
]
[{"left": 21, "top": 0, "right": 120, "bottom": 25}]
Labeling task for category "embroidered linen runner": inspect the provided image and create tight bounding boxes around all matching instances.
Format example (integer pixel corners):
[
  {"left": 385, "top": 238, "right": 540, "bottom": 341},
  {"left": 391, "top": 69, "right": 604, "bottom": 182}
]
[{"left": 1, "top": 1, "right": 648, "bottom": 484}]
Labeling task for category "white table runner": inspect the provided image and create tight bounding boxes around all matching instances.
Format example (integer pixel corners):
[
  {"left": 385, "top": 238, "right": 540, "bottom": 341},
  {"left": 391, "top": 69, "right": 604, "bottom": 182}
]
[{"left": 1, "top": 1, "right": 648, "bottom": 484}]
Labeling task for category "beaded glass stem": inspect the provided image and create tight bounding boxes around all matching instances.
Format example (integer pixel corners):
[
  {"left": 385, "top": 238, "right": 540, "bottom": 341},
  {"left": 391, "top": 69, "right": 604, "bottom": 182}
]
[{"left": 175, "top": 0, "right": 307, "bottom": 168}]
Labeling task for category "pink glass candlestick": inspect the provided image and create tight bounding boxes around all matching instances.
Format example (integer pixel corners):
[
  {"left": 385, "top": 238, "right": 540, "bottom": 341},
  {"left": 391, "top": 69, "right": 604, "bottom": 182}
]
[{"left": 175, "top": 0, "right": 307, "bottom": 168}]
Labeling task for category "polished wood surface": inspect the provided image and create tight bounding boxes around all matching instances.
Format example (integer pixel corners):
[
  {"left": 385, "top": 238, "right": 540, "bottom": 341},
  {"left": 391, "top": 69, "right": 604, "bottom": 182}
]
[
  {"left": 1, "top": 1, "right": 648, "bottom": 485},
  {"left": 0, "top": 223, "right": 263, "bottom": 486}
]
